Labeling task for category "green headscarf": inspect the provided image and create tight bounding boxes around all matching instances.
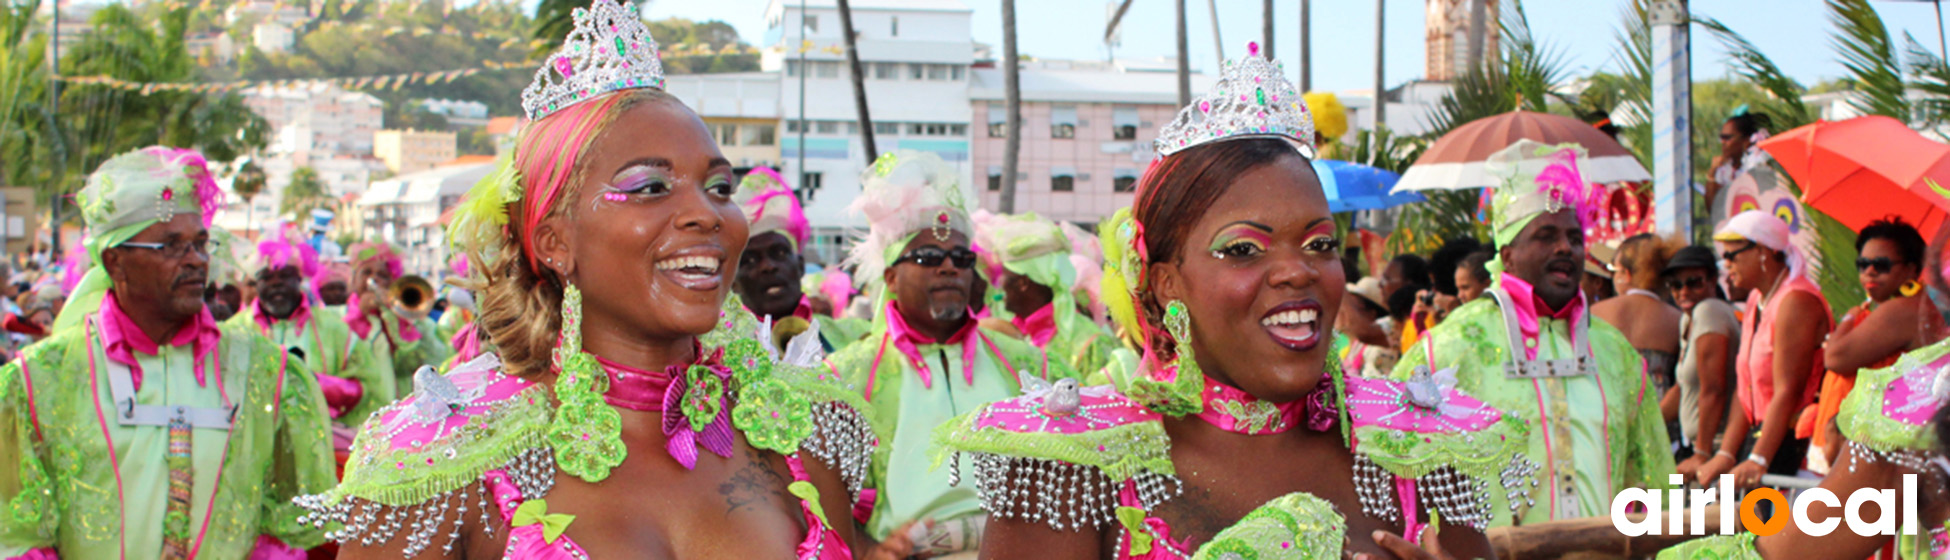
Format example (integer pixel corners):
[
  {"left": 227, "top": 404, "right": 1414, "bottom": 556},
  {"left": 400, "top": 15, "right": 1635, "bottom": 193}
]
[{"left": 53, "top": 146, "right": 224, "bottom": 332}]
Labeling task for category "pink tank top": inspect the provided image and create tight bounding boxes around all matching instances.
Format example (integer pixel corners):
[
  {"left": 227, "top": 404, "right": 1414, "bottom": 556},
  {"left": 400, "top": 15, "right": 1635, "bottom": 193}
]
[{"left": 1735, "top": 275, "right": 1832, "bottom": 426}]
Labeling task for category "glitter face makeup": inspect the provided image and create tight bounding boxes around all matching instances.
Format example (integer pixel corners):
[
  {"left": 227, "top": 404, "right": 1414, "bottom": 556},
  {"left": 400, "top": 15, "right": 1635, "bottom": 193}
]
[{"left": 1209, "top": 223, "right": 1273, "bottom": 260}]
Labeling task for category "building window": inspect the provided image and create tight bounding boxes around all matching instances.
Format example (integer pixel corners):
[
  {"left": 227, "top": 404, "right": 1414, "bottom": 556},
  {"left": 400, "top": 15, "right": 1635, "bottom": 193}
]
[
  {"left": 1113, "top": 169, "right": 1139, "bottom": 192},
  {"left": 1051, "top": 105, "right": 1078, "bottom": 139},
  {"left": 987, "top": 169, "right": 1001, "bottom": 191},
  {"left": 786, "top": 120, "right": 805, "bottom": 133},
  {"left": 909, "top": 63, "right": 926, "bottom": 80},
  {"left": 715, "top": 123, "right": 738, "bottom": 146},
  {"left": 785, "top": 60, "right": 800, "bottom": 77},
  {"left": 926, "top": 64, "right": 949, "bottom": 80},
  {"left": 874, "top": 62, "right": 900, "bottom": 79},
  {"left": 803, "top": 14, "right": 818, "bottom": 33},
  {"left": 1112, "top": 106, "right": 1139, "bottom": 140},
  {"left": 815, "top": 61, "right": 840, "bottom": 78},
  {"left": 800, "top": 171, "right": 823, "bottom": 201},
  {"left": 890, "top": 16, "right": 898, "bottom": 37},
  {"left": 874, "top": 122, "right": 900, "bottom": 135},
  {"left": 950, "top": 65, "right": 965, "bottom": 80},
  {"left": 950, "top": 123, "right": 967, "bottom": 136},
  {"left": 816, "top": 121, "right": 839, "bottom": 134},
  {"left": 741, "top": 124, "right": 776, "bottom": 146},
  {"left": 1050, "top": 173, "right": 1074, "bottom": 192},
  {"left": 988, "top": 105, "right": 1006, "bottom": 138}
]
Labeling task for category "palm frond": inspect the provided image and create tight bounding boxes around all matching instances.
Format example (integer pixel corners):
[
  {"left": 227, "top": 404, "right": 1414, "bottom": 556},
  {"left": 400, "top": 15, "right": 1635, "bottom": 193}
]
[
  {"left": 1905, "top": 33, "right": 1950, "bottom": 126},
  {"left": 1696, "top": 16, "right": 1812, "bottom": 129},
  {"left": 1498, "top": 0, "right": 1569, "bottom": 113},
  {"left": 1829, "top": 0, "right": 1909, "bottom": 120}
]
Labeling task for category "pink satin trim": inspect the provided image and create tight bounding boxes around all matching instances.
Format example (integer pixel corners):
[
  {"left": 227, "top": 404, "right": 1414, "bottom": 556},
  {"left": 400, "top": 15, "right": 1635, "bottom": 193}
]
[
  {"left": 250, "top": 297, "right": 312, "bottom": 336},
  {"left": 589, "top": 348, "right": 737, "bottom": 471},
  {"left": 98, "top": 292, "right": 221, "bottom": 389},
  {"left": 1191, "top": 377, "right": 1305, "bottom": 435},
  {"left": 246, "top": 535, "right": 305, "bottom": 560},
  {"left": 881, "top": 301, "right": 979, "bottom": 389},
  {"left": 317, "top": 372, "right": 364, "bottom": 419},
  {"left": 1397, "top": 477, "right": 1424, "bottom": 544},
  {"left": 5, "top": 548, "right": 57, "bottom": 560},
  {"left": 1496, "top": 273, "right": 1586, "bottom": 360},
  {"left": 1010, "top": 304, "right": 1057, "bottom": 347},
  {"left": 1116, "top": 479, "right": 1188, "bottom": 559},
  {"left": 485, "top": 469, "right": 591, "bottom": 560}
]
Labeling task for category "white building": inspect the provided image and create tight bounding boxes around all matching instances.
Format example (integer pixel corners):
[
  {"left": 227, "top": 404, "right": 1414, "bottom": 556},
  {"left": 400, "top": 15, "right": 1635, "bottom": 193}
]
[
  {"left": 225, "top": 0, "right": 310, "bottom": 27},
  {"left": 416, "top": 98, "right": 491, "bottom": 126},
  {"left": 665, "top": 72, "right": 782, "bottom": 170},
  {"left": 242, "top": 83, "right": 388, "bottom": 206},
  {"left": 252, "top": 22, "right": 295, "bottom": 53},
  {"left": 357, "top": 161, "right": 496, "bottom": 277},
  {"left": 763, "top": 0, "right": 975, "bottom": 265}
]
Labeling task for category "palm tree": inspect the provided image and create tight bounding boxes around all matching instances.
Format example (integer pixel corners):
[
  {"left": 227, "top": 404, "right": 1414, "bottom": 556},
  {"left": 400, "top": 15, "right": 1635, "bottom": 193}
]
[
  {"left": 280, "top": 166, "right": 335, "bottom": 219},
  {"left": 1830, "top": 0, "right": 1910, "bottom": 120},
  {"left": 835, "top": 0, "right": 877, "bottom": 163},
  {"left": 1000, "top": 0, "right": 1021, "bottom": 213},
  {"left": 235, "top": 160, "right": 267, "bottom": 233}
]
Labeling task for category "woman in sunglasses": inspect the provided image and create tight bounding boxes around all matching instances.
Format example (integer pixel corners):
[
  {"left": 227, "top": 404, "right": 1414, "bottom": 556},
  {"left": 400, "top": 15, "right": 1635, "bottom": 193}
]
[
  {"left": 1814, "top": 217, "right": 1947, "bottom": 471},
  {"left": 1665, "top": 246, "right": 1741, "bottom": 482},
  {"left": 1698, "top": 210, "right": 1832, "bottom": 489}
]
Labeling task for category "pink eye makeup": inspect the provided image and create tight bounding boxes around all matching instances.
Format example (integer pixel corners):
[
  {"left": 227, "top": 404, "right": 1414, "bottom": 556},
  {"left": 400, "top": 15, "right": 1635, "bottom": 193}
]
[{"left": 1209, "top": 225, "right": 1272, "bottom": 260}]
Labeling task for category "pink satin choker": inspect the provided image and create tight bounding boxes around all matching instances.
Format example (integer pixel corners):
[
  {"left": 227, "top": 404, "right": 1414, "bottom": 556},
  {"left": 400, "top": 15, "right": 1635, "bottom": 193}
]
[{"left": 1190, "top": 377, "right": 1309, "bottom": 435}]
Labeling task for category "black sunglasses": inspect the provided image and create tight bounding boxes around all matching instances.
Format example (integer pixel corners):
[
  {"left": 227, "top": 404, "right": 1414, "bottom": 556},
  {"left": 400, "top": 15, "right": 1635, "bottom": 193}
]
[
  {"left": 896, "top": 247, "right": 977, "bottom": 269},
  {"left": 1665, "top": 276, "right": 1710, "bottom": 291},
  {"left": 1721, "top": 242, "right": 1758, "bottom": 263},
  {"left": 1856, "top": 257, "right": 1905, "bottom": 273}
]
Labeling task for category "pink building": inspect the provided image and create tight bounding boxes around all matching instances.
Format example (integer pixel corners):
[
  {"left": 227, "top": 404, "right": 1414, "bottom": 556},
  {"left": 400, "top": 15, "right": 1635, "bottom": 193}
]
[{"left": 969, "top": 61, "right": 1213, "bottom": 227}]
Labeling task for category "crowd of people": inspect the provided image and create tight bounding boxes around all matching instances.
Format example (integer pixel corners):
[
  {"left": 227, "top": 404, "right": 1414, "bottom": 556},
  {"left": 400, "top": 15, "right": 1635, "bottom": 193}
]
[{"left": 3, "top": 2, "right": 1950, "bottom": 559}]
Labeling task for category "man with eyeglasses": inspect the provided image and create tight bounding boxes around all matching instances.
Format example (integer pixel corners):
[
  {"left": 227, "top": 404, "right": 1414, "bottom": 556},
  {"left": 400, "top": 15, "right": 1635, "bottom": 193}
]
[
  {"left": 0, "top": 147, "right": 335, "bottom": 558},
  {"left": 826, "top": 151, "right": 1059, "bottom": 558},
  {"left": 1394, "top": 141, "right": 1672, "bottom": 526},
  {"left": 223, "top": 228, "right": 395, "bottom": 431}
]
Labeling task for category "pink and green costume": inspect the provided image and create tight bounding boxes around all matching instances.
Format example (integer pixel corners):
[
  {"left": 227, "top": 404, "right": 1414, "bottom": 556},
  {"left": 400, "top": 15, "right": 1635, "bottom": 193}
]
[
  {"left": 295, "top": 302, "right": 879, "bottom": 559},
  {"left": 932, "top": 337, "right": 1536, "bottom": 558},
  {"left": 1661, "top": 339, "right": 1950, "bottom": 560}
]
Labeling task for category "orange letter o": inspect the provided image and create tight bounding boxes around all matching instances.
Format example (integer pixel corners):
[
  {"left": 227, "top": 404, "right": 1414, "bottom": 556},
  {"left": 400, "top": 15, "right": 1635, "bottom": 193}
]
[{"left": 1740, "top": 488, "right": 1789, "bottom": 536}]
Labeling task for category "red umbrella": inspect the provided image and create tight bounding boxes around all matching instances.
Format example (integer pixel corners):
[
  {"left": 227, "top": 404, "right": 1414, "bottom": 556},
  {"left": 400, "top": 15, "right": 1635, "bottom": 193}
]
[
  {"left": 1759, "top": 116, "right": 1950, "bottom": 238},
  {"left": 1395, "top": 109, "right": 1649, "bottom": 192}
]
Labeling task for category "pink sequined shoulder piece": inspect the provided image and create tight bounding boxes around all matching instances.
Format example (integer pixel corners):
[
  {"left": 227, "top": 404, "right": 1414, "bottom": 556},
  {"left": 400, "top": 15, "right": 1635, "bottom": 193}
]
[
  {"left": 1882, "top": 353, "right": 1950, "bottom": 426},
  {"left": 373, "top": 363, "right": 544, "bottom": 452},
  {"left": 973, "top": 384, "right": 1160, "bottom": 434},
  {"left": 1342, "top": 376, "right": 1501, "bottom": 433}
]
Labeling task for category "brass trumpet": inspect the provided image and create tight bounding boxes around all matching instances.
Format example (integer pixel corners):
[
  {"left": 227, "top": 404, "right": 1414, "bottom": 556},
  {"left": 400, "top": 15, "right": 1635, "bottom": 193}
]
[{"left": 368, "top": 275, "right": 437, "bottom": 321}]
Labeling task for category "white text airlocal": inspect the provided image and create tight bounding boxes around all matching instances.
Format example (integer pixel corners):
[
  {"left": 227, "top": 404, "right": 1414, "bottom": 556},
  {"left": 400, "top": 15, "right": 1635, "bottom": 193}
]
[{"left": 1610, "top": 474, "right": 1924, "bottom": 537}]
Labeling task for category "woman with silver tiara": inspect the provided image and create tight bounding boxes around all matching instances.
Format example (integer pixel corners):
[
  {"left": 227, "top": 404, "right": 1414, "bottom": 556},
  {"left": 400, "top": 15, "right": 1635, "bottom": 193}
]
[
  {"left": 298, "top": 1, "right": 880, "bottom": 557},
  {"left": 932, "top": 43, "right": 1537, "bottom": 559}
]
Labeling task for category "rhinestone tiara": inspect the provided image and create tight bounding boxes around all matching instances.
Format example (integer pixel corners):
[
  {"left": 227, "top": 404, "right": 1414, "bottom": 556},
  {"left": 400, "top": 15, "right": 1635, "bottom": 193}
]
[
  {"left": 1154, "top": 42, "right": 1315, "bottom": 158},
  {"left": 520, "top": 0, "right": 666, "bottom": 121}
]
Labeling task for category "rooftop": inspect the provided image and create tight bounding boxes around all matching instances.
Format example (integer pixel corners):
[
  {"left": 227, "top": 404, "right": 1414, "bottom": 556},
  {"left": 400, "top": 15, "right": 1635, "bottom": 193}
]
[{"left": 969, "top": 63, "right": 1215, "bottom": 105}]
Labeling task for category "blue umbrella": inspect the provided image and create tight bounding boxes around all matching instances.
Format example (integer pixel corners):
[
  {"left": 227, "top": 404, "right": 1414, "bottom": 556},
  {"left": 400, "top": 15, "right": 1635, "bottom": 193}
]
[{"left": 1313, "top": 159, "right": 1424, "bottom": 212}]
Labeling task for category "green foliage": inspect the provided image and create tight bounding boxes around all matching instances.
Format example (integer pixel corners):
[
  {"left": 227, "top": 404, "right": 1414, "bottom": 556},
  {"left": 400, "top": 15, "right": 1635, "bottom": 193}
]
[
  {"left": 237, "top": 1, "right": 533, "bottom": 117},
  {"left": 0, "top": 0, "right": 59, "bottom": 192},
  {"left": 1905, "top": 34, "right": 1950, "bottom": 126},
  {"left": 1696, "top": 17, "right": 1812, "bottom": 129},
  {"left": 1829, "top": 0, "right": 1910, "bottom": 120},
  {"left": 280, "top": 166, "right": 334, "bottom": 219}
]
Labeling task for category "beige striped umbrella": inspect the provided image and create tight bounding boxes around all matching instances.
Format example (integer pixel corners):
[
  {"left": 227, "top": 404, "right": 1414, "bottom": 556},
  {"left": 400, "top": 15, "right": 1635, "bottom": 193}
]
[{"left": 1392, "top": 110, "right": 1650, "bottom": 192}]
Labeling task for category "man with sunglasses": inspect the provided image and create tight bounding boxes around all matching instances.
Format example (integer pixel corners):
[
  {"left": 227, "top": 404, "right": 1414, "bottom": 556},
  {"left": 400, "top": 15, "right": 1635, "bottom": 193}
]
[
  {"left": 827, "top": 151, "right": 1058, "bottom": 558},
  {"left": 0, "top": 147, "right": 335, "bottom": 558}
]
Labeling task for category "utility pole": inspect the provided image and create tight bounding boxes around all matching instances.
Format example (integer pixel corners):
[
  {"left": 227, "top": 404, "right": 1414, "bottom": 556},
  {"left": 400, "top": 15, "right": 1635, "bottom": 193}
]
[
  {"left": 1467, "top": 0, "right": 1488, "bottom": 70},
  {"left": 1300, "top": 0, "right": 1311, "bottom": 92},
  {"left": 1373, "top": 0, "right": 1385, "bottom": 129},
  {"left": 1176, "top": 0, "right": 1189, "bottom": 107},
  {"left": 48, "top": 2, "right": 61, "bottom": 257},
  {"left": 1262, "top": 0, "right": 1274, "bottom": 57},
  {"left": 1001, "top": 0, "right": 1021, "bottom": 213},
  {"left": 835, "top": 0, "right": 875, "bottom": 163},
  {"left": 795, "top": 0, "right": 808, "bottom": 199},
  {"left": 1207, "top": 0, "right": 1224, "bottom": 67},
  {"left": 1650, "top": 0, "right": 1692, "bottom": 237}
]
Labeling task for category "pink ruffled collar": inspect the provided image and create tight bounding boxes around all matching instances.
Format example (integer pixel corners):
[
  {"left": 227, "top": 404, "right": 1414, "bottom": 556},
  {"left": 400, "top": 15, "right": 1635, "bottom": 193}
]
[
  {"left": 1496, "top": 273, "right": 1587, "bottom": 360},
  {"left": 1011, "top": 304, "right": 1057, "bottom": 347},
  {"left": 98, "top": 292, "right": 221, "bottom": 390},
  {"left": 1192, "top": 377, "right": 1306, "bottom": 435},
  {"left": 591, "top": 346, "right": 734, "bottom": 470}
]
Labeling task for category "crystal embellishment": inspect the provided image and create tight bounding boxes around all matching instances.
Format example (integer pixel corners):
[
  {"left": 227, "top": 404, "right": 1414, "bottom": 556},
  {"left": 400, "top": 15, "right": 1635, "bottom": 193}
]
[
  {"left": 520, "top": 0, "right": 666, "bottom": 121},
  {"left": 1154, "top": 41, "right": 1315, "bottom": 158}
]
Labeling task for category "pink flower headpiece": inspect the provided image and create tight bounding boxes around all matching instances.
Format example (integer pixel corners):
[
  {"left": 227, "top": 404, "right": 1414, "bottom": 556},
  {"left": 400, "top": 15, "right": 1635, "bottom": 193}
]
[{"left": 255, "top": 224, "right": 321, "bottom": 278}]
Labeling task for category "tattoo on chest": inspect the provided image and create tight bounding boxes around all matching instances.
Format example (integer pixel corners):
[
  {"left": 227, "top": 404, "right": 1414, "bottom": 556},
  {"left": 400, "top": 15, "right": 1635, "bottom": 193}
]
[
  {"left": 1152, "top": 483, "right": 1235, "bottom": 544},
  {"left": 719, "top": 447, "right": 789, "bottom": 516}
]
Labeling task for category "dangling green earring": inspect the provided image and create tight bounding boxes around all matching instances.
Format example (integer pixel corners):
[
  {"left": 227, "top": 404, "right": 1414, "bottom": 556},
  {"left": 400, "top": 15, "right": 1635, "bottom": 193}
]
[
  {"left": 547, "top": 283, "right": 626, "bottom": 482},
  {"left": 1129, "top": 300, "right": 1207, "bottom": 416}
]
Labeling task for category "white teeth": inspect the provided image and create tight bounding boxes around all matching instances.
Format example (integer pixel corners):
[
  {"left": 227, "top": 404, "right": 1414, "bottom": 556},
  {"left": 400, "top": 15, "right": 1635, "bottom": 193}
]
[
  {"left": 1260, "top": 308, "right": 1319, "bottom": 327},
  {"left": 655, "top": 255, "right": 720, "bottom": 273}
]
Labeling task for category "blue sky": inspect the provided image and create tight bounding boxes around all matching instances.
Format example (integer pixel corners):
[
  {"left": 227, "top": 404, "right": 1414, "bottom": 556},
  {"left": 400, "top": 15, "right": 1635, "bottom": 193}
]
[{"left": 628, "top": 0, "right": 1950, "bottom": 94}]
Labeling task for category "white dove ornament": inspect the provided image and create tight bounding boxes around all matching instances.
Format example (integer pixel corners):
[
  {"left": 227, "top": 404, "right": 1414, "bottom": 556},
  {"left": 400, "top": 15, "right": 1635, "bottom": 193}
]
[
  {"left": 406, "top": 366, "right": 486, "bottom": 423},
  {"left": 1404, "top": 365, "right": 1458, "bottom": 411}
]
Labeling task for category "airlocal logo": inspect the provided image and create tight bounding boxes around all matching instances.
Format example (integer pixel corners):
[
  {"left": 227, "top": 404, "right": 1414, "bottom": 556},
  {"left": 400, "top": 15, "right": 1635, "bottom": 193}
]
[{"left": 1611, "top": 474, "right": 1923, "bottom": 537}]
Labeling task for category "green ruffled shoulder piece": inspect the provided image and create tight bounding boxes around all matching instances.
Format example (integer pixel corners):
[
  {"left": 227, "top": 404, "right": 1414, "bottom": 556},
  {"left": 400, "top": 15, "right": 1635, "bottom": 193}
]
[
  {"left": 1191, "top": 492, "right": 1347, "bottom": 560},
  {"left": 930, "top": 385, "right": 1173, "bottom": 482},
  {"left": 1838, "top": 337, "right": 1950, "bottom": 456},
  {"left": 321, "top": 357, "right": 556, "bottom": 507},
  {"left": 1348, "top": 393, "right": 1533, "bottom": 482},
  {"left": 1655, "top": 533, "right": 1761, "bottom": 560}
]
